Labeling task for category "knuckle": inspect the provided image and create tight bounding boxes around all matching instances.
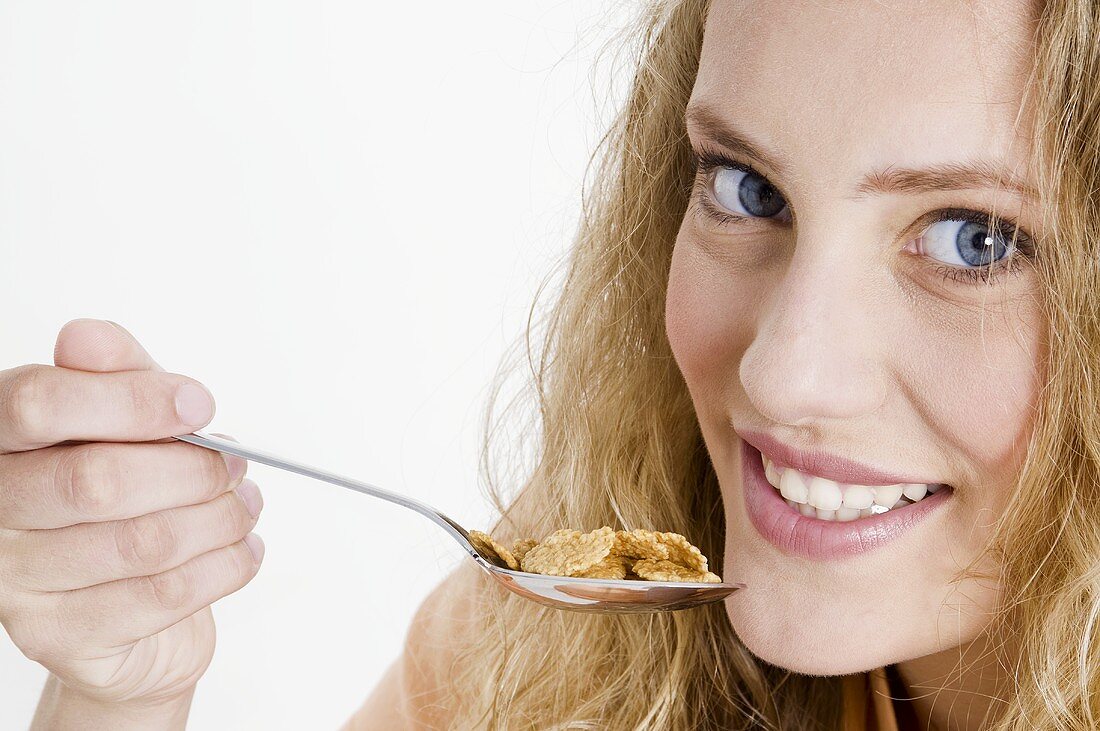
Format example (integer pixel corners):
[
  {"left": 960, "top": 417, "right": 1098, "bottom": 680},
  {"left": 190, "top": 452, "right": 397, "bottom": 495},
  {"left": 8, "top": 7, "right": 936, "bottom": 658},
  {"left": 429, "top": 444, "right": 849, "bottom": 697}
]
[
  {"left": 114, "top": 511, "right": 178, "bottom": 574},
  {"left": 191, "top": 447, "right": 231, "bottom": 498},
  {"left": 6, "top": 614, "right": 59, "bottom": 664},
  {"left": 139, "top": 568, "right": 194, "bottom": 612},
  {"left": 219, "top": 491, "right": 254, "bottom": 537},
  {"left": 125, "top": 373, "right": 160, "bottom": 423},
  {"left": 2, "top": 365, "right": 52, "bottom": 443},
  {"left": 227, "top": 543, "right": 256, "bottom": 588},
  {"left": 61, "top": 445, "right": 120, "bottom": 519}
]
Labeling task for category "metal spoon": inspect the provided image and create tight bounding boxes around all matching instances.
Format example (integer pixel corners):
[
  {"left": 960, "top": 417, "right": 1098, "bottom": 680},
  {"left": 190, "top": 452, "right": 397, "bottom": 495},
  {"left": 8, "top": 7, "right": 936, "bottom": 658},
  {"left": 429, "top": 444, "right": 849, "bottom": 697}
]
[{"left": 173, "top": 430, "right": 744, "bottom": 613}]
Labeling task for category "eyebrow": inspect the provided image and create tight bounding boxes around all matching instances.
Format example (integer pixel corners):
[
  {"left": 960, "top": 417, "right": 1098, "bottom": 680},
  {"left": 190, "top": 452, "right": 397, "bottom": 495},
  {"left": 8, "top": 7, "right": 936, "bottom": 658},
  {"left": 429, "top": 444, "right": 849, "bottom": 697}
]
[{"left": 684, "top": 104, "right": 1038, "bottom": 200}]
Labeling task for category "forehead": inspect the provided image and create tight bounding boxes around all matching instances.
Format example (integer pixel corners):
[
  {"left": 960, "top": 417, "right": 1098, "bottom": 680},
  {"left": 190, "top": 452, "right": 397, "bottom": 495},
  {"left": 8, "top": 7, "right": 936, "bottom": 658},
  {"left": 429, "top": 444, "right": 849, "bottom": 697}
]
[{"left": 691, "top": 0, "right": 1039, "bottom": 195}]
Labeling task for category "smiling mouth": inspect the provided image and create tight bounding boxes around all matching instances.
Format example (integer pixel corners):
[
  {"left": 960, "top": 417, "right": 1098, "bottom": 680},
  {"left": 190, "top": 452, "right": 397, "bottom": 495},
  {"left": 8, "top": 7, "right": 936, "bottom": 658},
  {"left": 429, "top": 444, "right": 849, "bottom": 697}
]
[{"left": 758, "top": 448, "right": 953, "bottom": 522}]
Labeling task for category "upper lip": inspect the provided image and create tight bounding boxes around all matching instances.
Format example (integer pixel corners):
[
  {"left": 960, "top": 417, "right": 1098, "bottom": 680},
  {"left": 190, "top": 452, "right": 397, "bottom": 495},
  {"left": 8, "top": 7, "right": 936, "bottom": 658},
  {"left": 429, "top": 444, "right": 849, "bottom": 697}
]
[{"left": 735, "top": 428, "right": 949, "bottom": 487}]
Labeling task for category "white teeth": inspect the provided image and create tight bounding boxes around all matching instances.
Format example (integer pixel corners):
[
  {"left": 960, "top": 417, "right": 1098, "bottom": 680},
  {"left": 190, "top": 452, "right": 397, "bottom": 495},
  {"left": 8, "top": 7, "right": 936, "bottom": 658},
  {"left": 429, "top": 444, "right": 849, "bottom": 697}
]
[
  {"left": 841, "top": 484, "right": 874, "bottom": 510},
  {"left": 806, "top": 476, "right": 842, "bottom": 511},
  {"left": 765, "top": 460, "right": 781, "bottom": 486},
  {"left": 872, "top": 484, "right": 904, "bottom": 507},
  {"left": 835, "top": 506, "right": 861, "bottom": 522},
  {"left": 902, "top": 483, "right": 928, "bottom": 501},
  {"left": 761, "top": 450, "right": 947, "bottom": 521},
  {"left": 779, "top": 469, "right": 809, "bottom": 503}
]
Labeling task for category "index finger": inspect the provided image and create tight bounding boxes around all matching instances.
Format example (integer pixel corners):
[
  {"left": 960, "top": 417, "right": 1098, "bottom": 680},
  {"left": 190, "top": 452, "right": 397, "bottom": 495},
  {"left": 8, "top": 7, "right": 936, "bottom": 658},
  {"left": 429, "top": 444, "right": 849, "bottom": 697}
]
[{"left": 0, "top": 364, "right": 215, "bottom": 454}]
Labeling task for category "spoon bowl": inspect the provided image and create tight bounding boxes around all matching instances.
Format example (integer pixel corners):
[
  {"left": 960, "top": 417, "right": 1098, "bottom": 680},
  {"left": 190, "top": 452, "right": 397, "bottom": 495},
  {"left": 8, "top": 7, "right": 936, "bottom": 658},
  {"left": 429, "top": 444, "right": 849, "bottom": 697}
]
[
  {"left": 478, "top": 559, "right": 740, "bottom": 612},
  {"left": 174, "top": 431, "right": 745, "bottom": 613}
]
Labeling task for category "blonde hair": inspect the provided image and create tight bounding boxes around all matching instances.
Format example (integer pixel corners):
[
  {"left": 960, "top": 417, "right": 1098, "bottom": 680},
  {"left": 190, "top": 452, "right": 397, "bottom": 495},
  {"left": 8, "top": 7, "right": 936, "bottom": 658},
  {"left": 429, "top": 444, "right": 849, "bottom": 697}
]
[{"left": 436, "top": 0, "right": 1100, "bottom": 727}]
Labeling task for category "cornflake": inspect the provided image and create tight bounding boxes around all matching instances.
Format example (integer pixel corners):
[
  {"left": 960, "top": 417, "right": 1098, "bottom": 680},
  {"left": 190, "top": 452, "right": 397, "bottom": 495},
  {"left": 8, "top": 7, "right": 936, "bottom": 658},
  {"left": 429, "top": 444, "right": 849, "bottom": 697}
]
[
  {"left": 633, "top": 558, "right": 721, "bottom": 584},
  {"left": 511, "top": 539, "right": 539, "bottom": 563},
  {"left": 468, "top": 530, "right": 519, "bottom": 571},
  {"left": 472, "top": 526, "right": 722, "bottom": 583},
  {"left": 520, "top": 527, "right": 616, "bottom": 577}
]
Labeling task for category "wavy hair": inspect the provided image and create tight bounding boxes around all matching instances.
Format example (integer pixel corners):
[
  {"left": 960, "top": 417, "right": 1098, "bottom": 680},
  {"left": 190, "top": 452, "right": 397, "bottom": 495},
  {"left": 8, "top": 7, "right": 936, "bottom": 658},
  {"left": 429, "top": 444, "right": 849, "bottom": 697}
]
[{"left": 433, "top": 0, "right": 1100, "bottom": 727}]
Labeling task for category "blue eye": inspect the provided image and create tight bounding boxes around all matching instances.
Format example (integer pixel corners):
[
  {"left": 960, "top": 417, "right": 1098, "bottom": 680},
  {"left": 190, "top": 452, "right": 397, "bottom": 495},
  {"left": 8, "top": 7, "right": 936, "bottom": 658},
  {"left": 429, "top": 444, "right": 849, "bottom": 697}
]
[
  {"left": 918, "top": 218, "right": 1014, "bottom": 268},
  {"left": 712, "top": 166, "right": 789, "bottom": 219},
  {"left": 692, "top": 147, "right": 1037, "bottom": 287}
]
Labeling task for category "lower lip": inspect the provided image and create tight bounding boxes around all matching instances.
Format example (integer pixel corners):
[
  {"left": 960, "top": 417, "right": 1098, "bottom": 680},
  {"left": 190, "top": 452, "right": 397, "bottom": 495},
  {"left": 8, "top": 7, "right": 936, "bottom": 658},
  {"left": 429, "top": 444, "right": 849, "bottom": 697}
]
[{"left": 741, "top": 439, "right": 953, "bottom": 561}]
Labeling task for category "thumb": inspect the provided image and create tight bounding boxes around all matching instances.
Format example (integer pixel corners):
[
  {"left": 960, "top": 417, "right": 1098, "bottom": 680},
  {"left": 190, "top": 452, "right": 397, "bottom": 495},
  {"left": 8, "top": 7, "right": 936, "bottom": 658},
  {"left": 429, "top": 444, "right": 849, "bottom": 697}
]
[{"left": 53, "top": 319, "right": 165, "bottom": 373}]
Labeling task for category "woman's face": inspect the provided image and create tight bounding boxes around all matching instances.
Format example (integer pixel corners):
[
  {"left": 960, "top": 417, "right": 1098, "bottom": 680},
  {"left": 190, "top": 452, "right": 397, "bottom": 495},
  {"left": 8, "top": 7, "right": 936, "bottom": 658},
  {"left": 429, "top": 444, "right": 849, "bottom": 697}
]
[{"left": 666, "top": 0, "right": 1044, "bottom": 674}]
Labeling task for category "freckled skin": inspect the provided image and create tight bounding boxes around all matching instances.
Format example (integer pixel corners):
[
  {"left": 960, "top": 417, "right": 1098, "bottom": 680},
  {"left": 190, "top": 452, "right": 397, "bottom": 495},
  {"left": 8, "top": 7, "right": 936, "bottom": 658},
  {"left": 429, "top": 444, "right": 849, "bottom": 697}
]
[{"left": 665, "top": 0, "right": 1044, "bottom": 723}]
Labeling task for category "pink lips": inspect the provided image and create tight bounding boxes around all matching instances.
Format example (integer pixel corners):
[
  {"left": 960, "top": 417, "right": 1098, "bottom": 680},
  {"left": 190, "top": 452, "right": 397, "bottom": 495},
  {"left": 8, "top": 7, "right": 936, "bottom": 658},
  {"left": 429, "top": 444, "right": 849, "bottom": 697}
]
[
  {"left": 741, "top": 439, "right": 953, "bottom": 560},
  {"left": 736, "top": 428, "right": 945, "bottom": 486}
]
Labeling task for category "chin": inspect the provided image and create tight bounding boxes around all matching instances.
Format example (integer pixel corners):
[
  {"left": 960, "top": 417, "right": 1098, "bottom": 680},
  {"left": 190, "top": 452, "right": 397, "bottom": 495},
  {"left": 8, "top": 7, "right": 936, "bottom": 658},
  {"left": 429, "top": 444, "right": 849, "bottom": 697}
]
[
  {"left": 718, "top": 539, "right": 925, "bottom": 676},
  {"left": 722, "top": 595, "right": 901, "bottom": 676}
]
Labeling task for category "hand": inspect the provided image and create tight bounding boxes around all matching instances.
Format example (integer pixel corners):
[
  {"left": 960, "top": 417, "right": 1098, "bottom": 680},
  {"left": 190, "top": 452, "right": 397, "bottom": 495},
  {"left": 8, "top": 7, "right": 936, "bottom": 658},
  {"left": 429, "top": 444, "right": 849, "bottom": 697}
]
[{"left": 0, "top": 319, "right": 264, "bottom": 716}]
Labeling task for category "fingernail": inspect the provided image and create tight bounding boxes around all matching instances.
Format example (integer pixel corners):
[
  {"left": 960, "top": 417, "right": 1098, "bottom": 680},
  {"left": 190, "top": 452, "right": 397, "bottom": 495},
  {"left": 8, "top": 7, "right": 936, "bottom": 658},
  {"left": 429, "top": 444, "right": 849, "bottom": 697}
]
[
  {"left": 175, "top": 383, "right": 214, "bottom": 427},
  {"left": 236, "top": 478, "right": 263, "bottom": 518},
  {"left": 244, "top": 533, "right": 265, "bottom": 563},
  {"left": 223, "top": 453, "right": 247, "bottom": 484}
]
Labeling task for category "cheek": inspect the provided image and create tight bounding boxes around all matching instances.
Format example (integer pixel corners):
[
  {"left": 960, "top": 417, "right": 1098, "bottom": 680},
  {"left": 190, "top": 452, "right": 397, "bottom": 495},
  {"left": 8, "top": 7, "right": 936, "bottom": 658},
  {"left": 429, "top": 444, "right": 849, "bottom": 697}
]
[
  {"left": 910, "top": 302, "right": 1044, "bottom": 504},
  {"left": 665, "top": 233, "right": 761, "bottom": 406}
]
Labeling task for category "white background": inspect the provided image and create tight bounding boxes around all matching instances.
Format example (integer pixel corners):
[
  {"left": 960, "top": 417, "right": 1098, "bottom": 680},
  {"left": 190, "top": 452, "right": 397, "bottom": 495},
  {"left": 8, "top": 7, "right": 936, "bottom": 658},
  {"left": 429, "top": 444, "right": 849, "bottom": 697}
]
[{"left": 0, "top": 2, "right": 634, "bottom": 727}]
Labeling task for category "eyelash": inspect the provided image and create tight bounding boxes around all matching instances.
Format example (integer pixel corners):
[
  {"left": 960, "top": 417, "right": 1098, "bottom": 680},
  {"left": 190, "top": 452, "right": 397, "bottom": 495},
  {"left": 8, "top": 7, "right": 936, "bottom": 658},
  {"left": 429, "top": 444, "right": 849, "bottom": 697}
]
[{"left": 689, "top": 147, "right": 1037, "bottom": 287}]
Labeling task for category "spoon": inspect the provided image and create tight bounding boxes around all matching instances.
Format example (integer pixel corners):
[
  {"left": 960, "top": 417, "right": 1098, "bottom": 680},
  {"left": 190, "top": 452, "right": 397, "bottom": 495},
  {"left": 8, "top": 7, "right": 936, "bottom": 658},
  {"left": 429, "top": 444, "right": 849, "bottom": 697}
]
[{"left": 173, "top": 431, "right": 744, "bottom": 613}]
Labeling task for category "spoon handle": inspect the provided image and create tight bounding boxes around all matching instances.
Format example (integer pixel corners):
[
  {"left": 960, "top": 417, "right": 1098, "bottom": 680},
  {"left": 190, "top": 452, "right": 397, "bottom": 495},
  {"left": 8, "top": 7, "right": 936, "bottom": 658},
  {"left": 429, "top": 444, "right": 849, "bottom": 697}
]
[{"left": 172, "top": 431, "right": 473, "bottom": 547}]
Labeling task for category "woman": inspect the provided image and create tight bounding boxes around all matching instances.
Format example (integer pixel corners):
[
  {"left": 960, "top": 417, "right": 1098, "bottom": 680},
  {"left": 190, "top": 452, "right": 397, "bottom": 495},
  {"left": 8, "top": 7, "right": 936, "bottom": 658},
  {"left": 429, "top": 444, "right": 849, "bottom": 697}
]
[{"left": 4, "top": 0, "right": 1098, "bottom": 728}]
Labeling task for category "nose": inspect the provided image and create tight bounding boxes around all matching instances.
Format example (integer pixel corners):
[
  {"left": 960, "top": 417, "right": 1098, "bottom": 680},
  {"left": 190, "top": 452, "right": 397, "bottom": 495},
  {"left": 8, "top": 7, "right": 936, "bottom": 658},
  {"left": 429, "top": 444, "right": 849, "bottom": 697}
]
[{"left": 739, "top": 230, "right": 889, "bottom": 427}]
